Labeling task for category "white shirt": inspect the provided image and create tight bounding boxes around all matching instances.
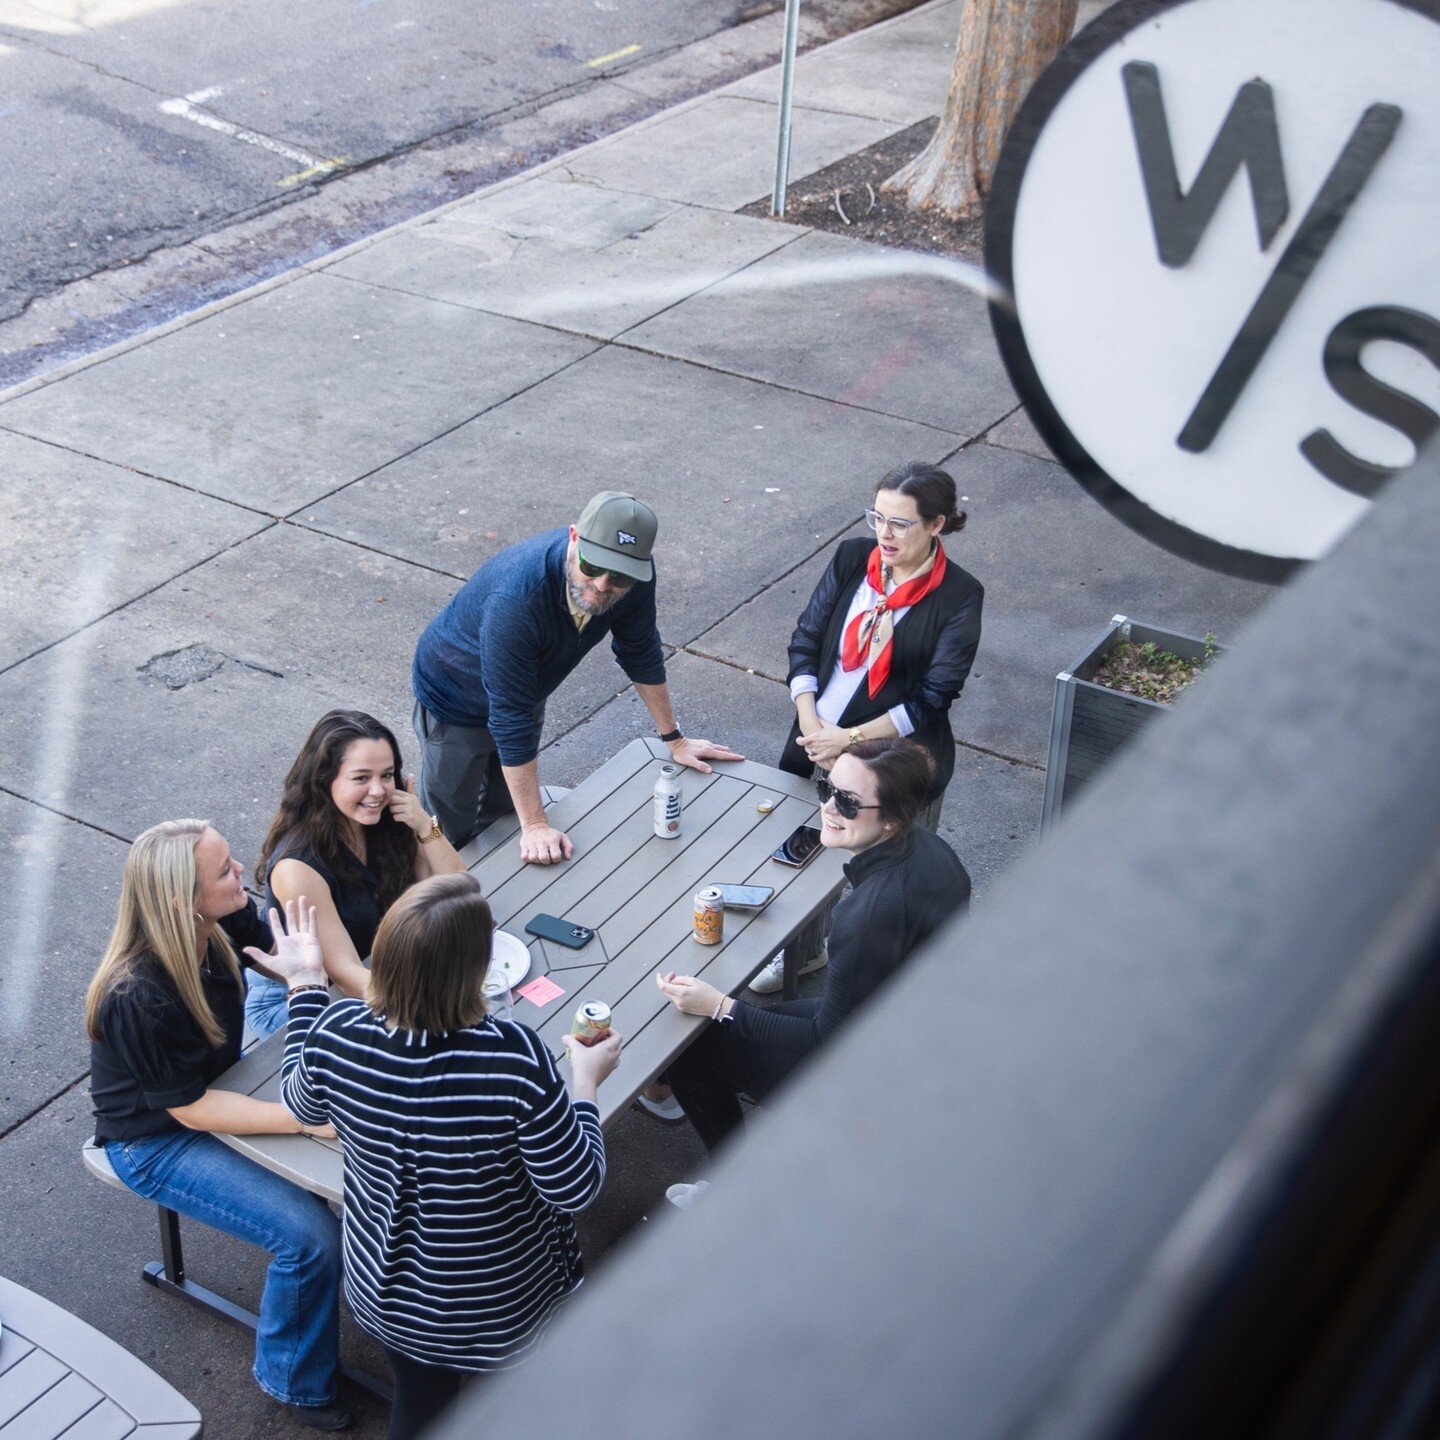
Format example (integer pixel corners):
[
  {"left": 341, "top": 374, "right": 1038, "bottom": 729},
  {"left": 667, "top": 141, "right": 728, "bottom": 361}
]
[{"left": 790, "top": 574, "right": 916, "bottom": 735}]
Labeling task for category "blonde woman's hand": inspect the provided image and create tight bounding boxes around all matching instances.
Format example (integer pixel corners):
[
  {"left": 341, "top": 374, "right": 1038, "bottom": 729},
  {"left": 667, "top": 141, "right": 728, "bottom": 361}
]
[{"left": 246, "top": 897, "right": 325, "bottom": 989}]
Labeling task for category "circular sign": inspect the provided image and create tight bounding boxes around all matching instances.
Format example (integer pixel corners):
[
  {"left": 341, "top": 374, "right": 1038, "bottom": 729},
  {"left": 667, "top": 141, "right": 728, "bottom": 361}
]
[{"left": 986, "top": 0, "right": 1440, "bottom": 580}]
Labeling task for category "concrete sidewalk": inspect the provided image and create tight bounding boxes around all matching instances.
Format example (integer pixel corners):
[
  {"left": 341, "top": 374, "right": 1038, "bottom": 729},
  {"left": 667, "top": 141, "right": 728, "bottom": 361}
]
[{"left": 0, "top": 2, "right": 1274, "bottom": 1433}]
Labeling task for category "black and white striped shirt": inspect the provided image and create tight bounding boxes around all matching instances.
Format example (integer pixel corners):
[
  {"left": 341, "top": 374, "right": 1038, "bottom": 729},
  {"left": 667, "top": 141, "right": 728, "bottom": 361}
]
[{"left": 281, "top": 989, "right": 605, "bottom": 1371}]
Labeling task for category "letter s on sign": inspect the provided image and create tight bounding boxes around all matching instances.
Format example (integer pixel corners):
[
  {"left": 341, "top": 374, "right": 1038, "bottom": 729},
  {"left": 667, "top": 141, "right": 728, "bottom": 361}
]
[{"left": 1301, "top": 306, "right": 1440, "bottom": 499}]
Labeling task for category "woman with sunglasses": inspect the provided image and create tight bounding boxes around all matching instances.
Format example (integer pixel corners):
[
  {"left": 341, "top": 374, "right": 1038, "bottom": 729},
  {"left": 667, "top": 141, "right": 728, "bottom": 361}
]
[
  {"left": 655, "top": 739, "right": 970, "bottom": 1184},
  {"left": 750, "top": 460, "right": 982, "bottom": 995}
]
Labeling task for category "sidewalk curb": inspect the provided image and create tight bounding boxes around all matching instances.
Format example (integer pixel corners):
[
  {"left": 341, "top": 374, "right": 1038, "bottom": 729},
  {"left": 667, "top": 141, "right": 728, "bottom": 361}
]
[{"left": 0, "top": 0, "right": 957, "bottom": 408}]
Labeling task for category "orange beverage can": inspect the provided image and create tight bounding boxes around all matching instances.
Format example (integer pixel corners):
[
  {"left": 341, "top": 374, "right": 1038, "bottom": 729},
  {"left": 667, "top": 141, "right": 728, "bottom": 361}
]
[{"left": 693, "top": 887, "right": 723, "bottom": 946}]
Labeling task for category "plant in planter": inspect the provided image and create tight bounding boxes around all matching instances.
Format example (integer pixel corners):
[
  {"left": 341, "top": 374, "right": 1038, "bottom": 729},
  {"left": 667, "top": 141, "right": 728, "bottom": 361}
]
[{"left": 1040, "top": 615, "right": 1225, "bottom": 830}]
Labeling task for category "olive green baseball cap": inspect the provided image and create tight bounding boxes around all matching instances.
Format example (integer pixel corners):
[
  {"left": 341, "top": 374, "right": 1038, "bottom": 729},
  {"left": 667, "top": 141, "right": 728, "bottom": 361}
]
[{"left": 576, "top": 491, "right": 658, "bottom": 582}]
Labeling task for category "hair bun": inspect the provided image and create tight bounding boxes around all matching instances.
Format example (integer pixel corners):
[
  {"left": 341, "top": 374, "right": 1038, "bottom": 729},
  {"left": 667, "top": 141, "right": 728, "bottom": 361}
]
[{"left": 942, "top": 510, "right": 967, "bottom": 536}]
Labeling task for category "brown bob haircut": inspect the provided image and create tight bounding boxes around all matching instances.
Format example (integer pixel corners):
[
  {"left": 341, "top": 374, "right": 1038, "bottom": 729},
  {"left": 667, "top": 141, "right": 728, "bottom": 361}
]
[
  {"left": 368, "top": 872, "right": 494, "bottom": 1034},
  {"left": 844, "top": 737, "right": 935, "bottom": 832}
]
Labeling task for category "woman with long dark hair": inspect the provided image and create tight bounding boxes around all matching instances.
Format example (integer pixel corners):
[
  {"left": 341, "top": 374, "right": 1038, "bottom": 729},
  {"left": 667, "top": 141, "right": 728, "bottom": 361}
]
[
  {"left": 244, "top": 709, "right": 466, "bottom": 1037},
  {"left": 86, "top": 821, "right": 348, "bottom": 1431},
  {"left": 749, "top": 460, "right": 983, "bottom": 995},
  {"left": 657, "top": 739, "right": 970, "bottom": 1198},
  {"left": 260, "top": 874, "right": 620, "bottom": 1440}
]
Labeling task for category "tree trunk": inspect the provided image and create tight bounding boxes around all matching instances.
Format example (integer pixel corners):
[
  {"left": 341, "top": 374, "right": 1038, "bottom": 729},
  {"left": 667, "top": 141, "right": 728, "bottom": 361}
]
[{"left": 884, "top": 0, "right": 1080, "bottom": 220}]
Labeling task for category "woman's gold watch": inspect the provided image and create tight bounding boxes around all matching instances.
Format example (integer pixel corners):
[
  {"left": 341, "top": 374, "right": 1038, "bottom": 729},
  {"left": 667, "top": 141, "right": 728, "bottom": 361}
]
[
  {"left": 847, "top": 727, "right": 864, "bottom": 748},
  {"left": 418, "top": 815, "right": 444, "bottom": 844}
]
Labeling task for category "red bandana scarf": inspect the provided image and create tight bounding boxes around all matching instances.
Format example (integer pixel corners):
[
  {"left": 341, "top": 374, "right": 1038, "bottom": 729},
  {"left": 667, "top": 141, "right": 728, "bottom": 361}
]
[{"left": 840, "top": 543, "right": 948, "bottom": 699}]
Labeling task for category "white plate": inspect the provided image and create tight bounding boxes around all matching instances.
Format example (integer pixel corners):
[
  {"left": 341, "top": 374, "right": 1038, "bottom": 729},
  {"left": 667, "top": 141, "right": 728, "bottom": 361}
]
[{"left": 486, "top": 930, "right": 532, "bottom": 989}]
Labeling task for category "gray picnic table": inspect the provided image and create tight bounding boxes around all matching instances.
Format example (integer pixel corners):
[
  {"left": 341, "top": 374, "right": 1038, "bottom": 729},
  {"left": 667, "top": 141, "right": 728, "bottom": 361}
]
[
  {"left": 212, "top": 737, "right": 846, "bottom": 1205},
  {"left": 0, "top": 1274, "right": 202, "bottom": 1438}
]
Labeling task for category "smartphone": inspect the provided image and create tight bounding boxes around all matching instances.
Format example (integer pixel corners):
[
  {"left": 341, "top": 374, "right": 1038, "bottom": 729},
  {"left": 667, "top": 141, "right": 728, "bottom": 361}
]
[
  {"left": 713, "top": 883, "right": 776, "bottom": 909},
  {"left": 771, "top": 825, "right": 822, "bottom": 868},
  {"left": 525, "top": 914, "right": 595, "bottom": 950}
]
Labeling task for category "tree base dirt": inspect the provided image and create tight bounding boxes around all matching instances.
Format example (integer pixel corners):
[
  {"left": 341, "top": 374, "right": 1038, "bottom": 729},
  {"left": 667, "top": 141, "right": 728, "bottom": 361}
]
[{"left": 739, "top": 120, "right": 985, "bottom": 263}]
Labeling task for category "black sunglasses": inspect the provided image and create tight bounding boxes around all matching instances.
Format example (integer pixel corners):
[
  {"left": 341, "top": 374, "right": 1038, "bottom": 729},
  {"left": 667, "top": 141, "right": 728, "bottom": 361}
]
[
  {"left": 576, "top": 547, "right": 637, "bottom": 588},
  {"left": 816, "top": 776, "right": 881, "bottom": 821}
]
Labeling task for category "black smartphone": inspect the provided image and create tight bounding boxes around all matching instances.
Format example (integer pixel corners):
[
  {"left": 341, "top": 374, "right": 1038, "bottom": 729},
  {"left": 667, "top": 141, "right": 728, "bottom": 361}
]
[
  {"left": 771, "top": 825, "right": 822, "bottom": 868},
  {"left": 713, "top": 883, "right": 776, "bottom": 909},
  {"left": 525, "top": 914, "right": 595, "bottom": 949}
]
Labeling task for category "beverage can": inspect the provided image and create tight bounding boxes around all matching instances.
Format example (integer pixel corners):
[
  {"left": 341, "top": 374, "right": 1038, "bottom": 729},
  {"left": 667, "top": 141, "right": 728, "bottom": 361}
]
[
  {"left": 693, "top": 887, "right": 724, "bottom": 946},
  {"left": 653, "top": 763, "right": 683, "bottom": 838},
  {"left": 570, "top": 1001, "right": 612, "bottom": 1046}
]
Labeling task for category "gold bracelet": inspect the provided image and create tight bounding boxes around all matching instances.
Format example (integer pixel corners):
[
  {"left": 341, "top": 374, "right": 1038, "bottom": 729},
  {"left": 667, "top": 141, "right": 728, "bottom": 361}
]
[
  {"left": 418, "top": 815, "right": 443, "bottom": 844},
  {"left": 847, "top": 727, "right": 864, "bottom": 748}
]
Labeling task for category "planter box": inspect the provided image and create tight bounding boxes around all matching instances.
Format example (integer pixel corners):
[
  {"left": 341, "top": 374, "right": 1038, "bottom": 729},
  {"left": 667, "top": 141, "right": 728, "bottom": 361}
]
[{"left": 1041, "top": 615, "right": 1224, "bottom": 831}]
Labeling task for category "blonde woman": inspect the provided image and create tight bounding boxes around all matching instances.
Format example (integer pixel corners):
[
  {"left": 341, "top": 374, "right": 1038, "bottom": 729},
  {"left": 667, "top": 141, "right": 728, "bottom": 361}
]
[{"left": 86, "top": 820, "right": 349, "bottom": 1432}]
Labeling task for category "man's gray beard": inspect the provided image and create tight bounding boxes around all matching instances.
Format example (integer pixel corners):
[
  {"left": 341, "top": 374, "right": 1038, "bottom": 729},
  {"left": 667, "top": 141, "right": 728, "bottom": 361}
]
[{"left": 567, "top": 575, "right": 622, "bottom": 616}]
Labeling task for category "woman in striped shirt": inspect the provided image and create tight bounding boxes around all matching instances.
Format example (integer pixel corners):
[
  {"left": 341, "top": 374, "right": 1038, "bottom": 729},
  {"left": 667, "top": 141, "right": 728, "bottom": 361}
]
[{"left": 256, "top": 873, "right": 621, "bottom": 1440}]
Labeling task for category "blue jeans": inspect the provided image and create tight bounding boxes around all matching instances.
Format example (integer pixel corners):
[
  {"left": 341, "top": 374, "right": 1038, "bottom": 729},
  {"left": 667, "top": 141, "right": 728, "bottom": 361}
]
[
  {"left": 245, "top": 969, "right": 289, "bottom": 1040},
  {"left": 107, "top": 1129, "right": 341, "bottom": 1407}
]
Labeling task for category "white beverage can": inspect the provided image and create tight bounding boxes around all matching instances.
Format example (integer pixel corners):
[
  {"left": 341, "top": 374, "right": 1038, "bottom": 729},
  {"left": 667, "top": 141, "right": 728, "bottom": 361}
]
[{"left": 653, "top": 763, "right": 683, "bottom": 838}]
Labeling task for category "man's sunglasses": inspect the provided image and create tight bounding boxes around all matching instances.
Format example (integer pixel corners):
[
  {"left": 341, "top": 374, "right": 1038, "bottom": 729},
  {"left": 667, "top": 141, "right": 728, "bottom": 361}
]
[
  {"left": 577, "top": 547, "right": 637, "bottom": 588},
  {"left": 816, "top": 776, "right": 881, "bottom": 820}
]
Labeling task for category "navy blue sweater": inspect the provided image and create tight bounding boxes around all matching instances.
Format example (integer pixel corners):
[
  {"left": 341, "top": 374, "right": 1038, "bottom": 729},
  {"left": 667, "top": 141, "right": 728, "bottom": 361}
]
[{"left": 412, "top": 528, "right": 667, "bottom": 765}]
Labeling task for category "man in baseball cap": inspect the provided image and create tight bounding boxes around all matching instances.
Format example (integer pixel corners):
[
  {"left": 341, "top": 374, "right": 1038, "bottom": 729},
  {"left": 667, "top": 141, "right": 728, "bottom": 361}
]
[{"left": 411, "top": 492, "right": 741, "bottom": 863}]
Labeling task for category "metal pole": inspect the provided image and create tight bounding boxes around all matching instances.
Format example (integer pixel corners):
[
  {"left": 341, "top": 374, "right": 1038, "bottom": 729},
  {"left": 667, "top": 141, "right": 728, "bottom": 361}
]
[{"left": 771, "top": 0, "right": 802, "bottom": 216}]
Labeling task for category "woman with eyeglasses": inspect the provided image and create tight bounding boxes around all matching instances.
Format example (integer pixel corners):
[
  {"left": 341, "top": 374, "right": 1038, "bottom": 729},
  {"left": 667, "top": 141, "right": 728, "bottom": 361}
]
[
  {"left": 655, "top": 739, "right": 970, "bottom": 1187},
  {"left": 749, "top": 460, "right": 982, "bottom": 995},
  {"left": 782, "top": 460, "right": 982, "bottom": 809}
]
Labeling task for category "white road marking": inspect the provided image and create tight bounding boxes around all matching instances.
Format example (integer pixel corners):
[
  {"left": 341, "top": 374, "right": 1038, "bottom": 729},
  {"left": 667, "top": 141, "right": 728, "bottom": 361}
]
[{"left": 159, "top": 86, "right": 335, "bottom": 173}]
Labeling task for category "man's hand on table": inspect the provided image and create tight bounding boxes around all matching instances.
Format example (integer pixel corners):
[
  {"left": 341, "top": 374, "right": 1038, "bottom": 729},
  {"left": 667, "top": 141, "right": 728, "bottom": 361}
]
[
  {"left": 520, "top": 821, "right": 574, "bottom": 866},
  {"left": 666, "top": 737, "right": 744, "bottom": 775},
  {"left": 656, "top": 970, "right": 729, "bottom": 1019}
]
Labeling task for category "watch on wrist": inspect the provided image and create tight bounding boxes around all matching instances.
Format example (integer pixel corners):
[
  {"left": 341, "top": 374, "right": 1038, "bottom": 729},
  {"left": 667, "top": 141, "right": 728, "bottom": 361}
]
[
  {"left": 847, "top": 727, "right": 864, "bottom": 748},
  {"left": 658, "top": 728, "right": 683, "bottom": 744},
  {"left": 418, "top": 814, "right": 443, "bottom": 844}
]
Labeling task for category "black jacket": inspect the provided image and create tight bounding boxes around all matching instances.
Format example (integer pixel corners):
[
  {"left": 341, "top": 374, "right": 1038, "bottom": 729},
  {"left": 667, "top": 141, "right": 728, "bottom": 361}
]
[
  {"left": 780, "top": 538, "right": 983, "bottom": 796},
  {"left": 731, "top": 826, "right": 971, "bottom": 1061}
]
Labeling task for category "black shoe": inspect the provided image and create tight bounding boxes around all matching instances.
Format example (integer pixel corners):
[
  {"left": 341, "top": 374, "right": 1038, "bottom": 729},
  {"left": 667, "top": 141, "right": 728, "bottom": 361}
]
[{"left": 286, "top": 1398, "right": 354, "bottom": 1431}]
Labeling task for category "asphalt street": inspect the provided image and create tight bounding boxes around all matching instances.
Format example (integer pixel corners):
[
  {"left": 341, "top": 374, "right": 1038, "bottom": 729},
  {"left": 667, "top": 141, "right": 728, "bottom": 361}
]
[{"left": 0, "top": 0, "right": 917, "bottom": 386}]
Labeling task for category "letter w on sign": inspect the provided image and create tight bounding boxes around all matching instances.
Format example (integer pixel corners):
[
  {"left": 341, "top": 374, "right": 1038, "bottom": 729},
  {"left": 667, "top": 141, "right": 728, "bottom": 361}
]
[{"left": 1122, "top": 61, "right": 1290, "bottom": 268}]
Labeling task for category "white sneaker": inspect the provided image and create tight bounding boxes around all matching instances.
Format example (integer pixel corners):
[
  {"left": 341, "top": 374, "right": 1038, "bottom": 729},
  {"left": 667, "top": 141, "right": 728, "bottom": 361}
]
[
  {"left": 747, "top": 947, "right": 828, "bottom": 994},
  {"left": 666, "top": 1181, "right": 710, "bottom": 1209},
  {"left": 635, "top": 1090, "right": 685, "bottom": 1123}
]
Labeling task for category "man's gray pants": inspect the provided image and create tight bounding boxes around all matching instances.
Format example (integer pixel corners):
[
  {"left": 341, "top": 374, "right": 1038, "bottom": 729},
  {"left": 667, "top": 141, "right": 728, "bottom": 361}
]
[{"left": 411, "top": 700, "right": 538, "bottom": 849}]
